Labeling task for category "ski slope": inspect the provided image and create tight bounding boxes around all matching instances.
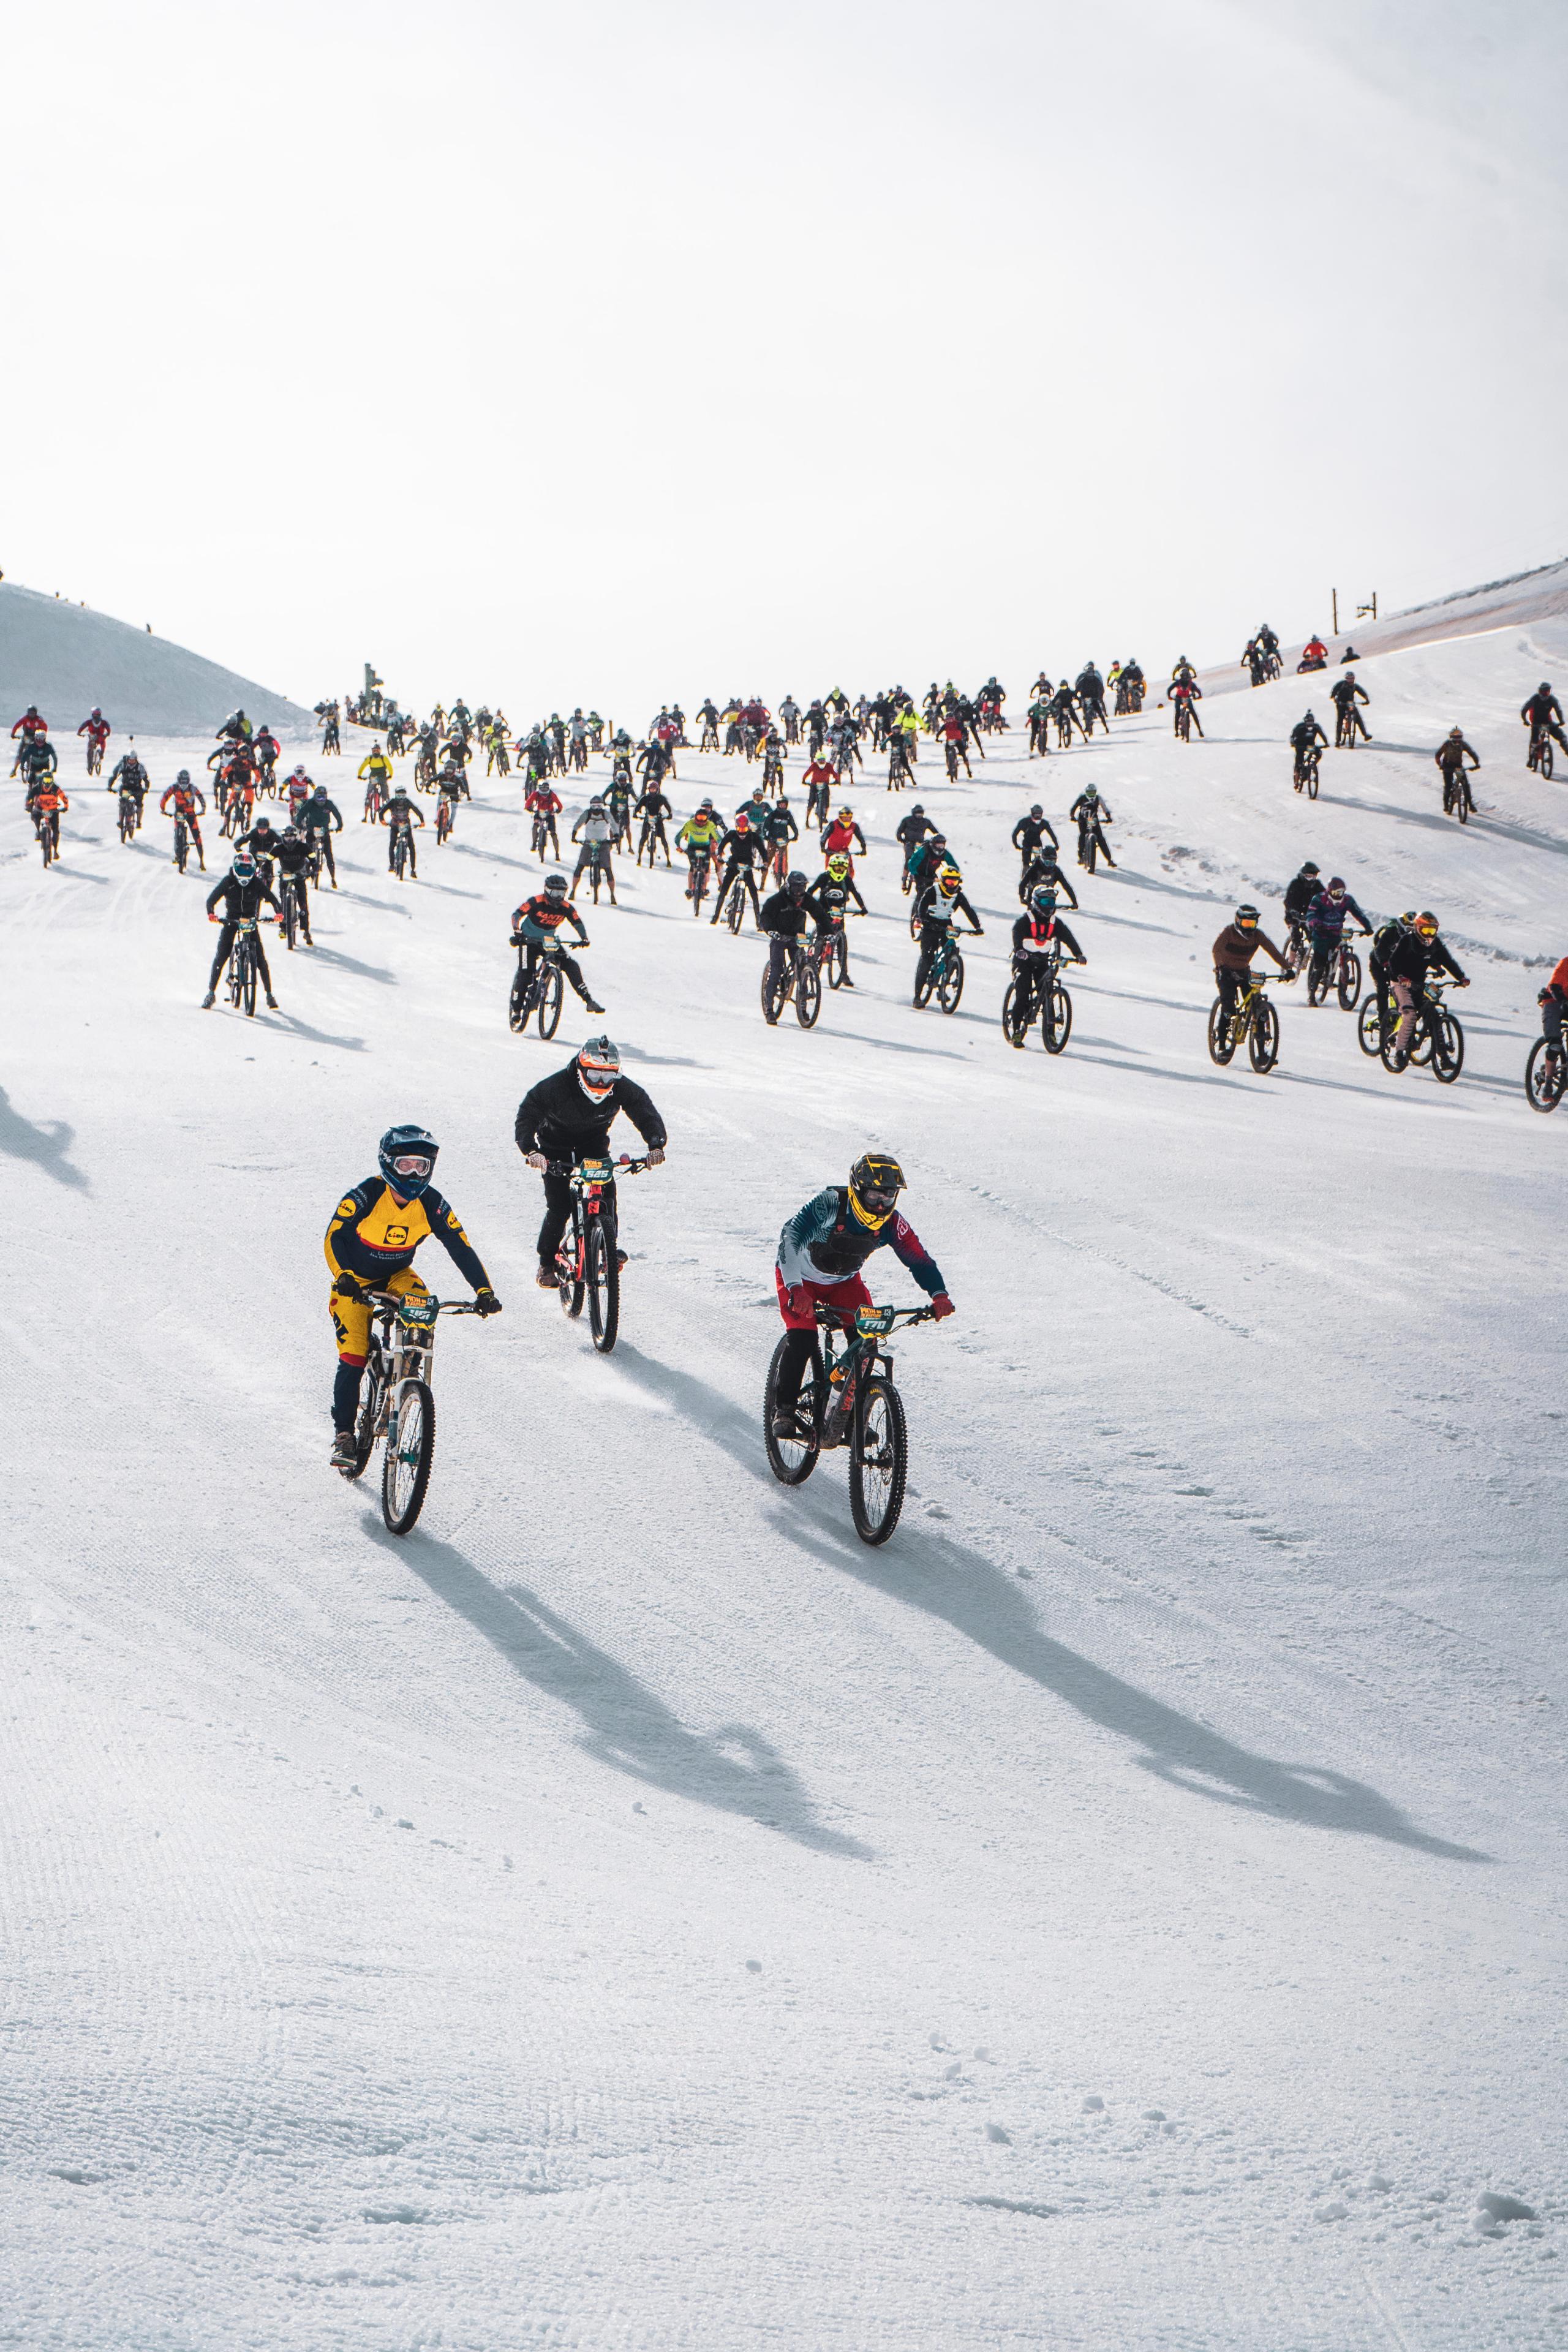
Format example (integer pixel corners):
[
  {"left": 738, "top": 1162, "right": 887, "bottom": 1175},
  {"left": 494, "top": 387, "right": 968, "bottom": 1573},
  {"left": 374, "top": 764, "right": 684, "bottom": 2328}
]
[
  {"left": 0, "top": 580, "right": 315, "bottom": 741},
  {"left": 5, "top": 622, "right": 1567, "bottom": 2351}
]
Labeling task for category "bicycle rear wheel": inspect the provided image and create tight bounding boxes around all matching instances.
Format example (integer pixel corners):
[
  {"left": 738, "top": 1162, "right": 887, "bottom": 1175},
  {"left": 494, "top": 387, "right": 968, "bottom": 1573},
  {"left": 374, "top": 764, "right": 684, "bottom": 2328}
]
[
  {"left": 344, "top": 1355, "right": 383, "bottom": 1480},
  {"left": 796, "top": 957, "right": 821, "bottom": 1028},
  {"left": 1042, "top": 979, "right": 1072, "bottom": 1054},
  {"left": 850, "top": 1374, "right": 908, "bottom": 1545},
  {"left": 1207, "top": 998, "right": 1236, "bottom": 1065},
  {"left": 764, "top": 1337, "right": 821, "bottom": 1484},
  {"left": 538, "top": 962, "right": 563, "bottom": 1039},
  {"left": 1526, "top": 1038, "right": 1566, "bottom": 1112},
  {"left": 382, "top": 1379, "right": 435, "bottom": 1534},
  {"left": 937, "top": 952, "right": 963, "bottom": 1014},
  {"left": 586, "top": 1216, "right": 620, "bottom": 1352}
]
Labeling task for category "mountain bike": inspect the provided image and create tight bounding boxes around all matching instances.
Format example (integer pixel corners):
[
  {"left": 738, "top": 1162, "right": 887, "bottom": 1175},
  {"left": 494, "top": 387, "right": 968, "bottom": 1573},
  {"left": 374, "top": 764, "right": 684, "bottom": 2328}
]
[
  {"left": 718, "top": 871, "right": 755, "bottom": 933},
  {"left": 363, "top": 778, "right": 388, "bottom": 823},
  {"left": 1528, "top": 724, "right": 1555, "bottom": 782},
  {"left": 1077, "top": 817, "right": 1111, "bottom": 874},
  {"left": 764, "top": 1300, "right": 936, "bottom": 1545},
  {"left": 36, "top": 807, "right": 61, "bottom": 867},
  {"left": 1296, "top": 744, "right": 1322, "bottom": 799},
  {"left": 225, "top": 916, "right": 263, "bottom": 1016},
  {"left": 435, "top": 794, "right": 456, "bottom": 845},
  {"left": 510, "top": 937, "right": 581, "bottom": 1038},
  {"left": 280, "top": 875, "right": 310, "bottom": 950},
  {"left": 529, "top": 813, "right": 559, "bottom": 860},
  {"left": 914, "top": 923, "right": 972, "bottom": 1012},
  {"left": 761, "top": 939, "right": 821, "bottom": 1028},
  {"left": 813, "top": 911, "right": 853, "bottom": 989},
  {"left": 1525, "top": 1037, "right": 1566, "bottom": 1112},
  {"left": 118, "top": 793, "right": 138, "bottom": 844},
  {"left": 549, "top": 1153, "right": 655, "bottom": 1354},
  {"left": 1441, "top": 767, "right": 1476, "bottom": 824},
  {"left": 686, "top": 850, "right": 712, "bottom": 916},
  {"left": 172, "top": 813, "right": 198, "bottom": 873},
  {"left": 338, "top": 1289, "right": 484, "bottom": 1533},
  {"left": 1003, "top": 949, "right": 1074, "bottom": 1052},
  {"left": 1208, "top": 971, "right": 1279, "bottom": 1071},
  {"left": 1307, "top": 933, "right": 1364, "bottom": 1010},
  {"left": 1382, "top": 978, "right": 1463, "bottom": 1082},
  {"left": 1174, "top": 701, "right": 1193, "bottom": 742},
  {"left": 390, "top": 823, "right": 418, "bottom": 880},
  {"left": 85, "top": 738, "right": 104, "bottom": 777}
]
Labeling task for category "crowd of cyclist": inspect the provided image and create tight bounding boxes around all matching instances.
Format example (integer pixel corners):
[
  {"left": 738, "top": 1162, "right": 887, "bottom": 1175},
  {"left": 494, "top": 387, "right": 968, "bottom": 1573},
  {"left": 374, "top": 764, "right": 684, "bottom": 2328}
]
[{"left": 10, "top": 646, "right": 1568, "bottom": 1087}]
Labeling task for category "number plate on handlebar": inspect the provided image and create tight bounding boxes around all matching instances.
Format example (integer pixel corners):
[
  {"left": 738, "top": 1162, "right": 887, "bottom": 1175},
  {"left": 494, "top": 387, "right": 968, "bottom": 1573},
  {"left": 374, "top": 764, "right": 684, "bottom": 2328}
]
[
  {"left": 854, "top": 1306, "right": 895, "bottom": 1336},
  {"left": 396, "top": 1294, "right": 439, "bottom": 1329},
  {"left": 575, "top": 1158, "right": 614, "bottom": 1183}
]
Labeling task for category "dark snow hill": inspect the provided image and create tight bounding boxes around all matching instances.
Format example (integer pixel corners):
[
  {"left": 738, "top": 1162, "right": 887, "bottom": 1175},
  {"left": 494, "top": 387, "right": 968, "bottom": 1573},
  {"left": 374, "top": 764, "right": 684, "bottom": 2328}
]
[{"left": 0, "top": 581, "right": 315, "bottom": 739}]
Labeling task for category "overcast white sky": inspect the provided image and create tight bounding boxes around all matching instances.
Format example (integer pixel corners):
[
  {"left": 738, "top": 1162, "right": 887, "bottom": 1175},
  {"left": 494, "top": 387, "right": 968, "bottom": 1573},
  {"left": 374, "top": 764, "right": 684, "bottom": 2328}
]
[{"left": 3, "top": 0, "right": 1565, "bottom": 718}]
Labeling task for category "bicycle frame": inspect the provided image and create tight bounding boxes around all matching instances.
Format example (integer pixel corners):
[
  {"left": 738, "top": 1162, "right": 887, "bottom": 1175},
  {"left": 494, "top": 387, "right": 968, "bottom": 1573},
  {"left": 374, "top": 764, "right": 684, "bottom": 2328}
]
[{"left": 813, "top": 1301, "right": 934, "bottom": 1435}]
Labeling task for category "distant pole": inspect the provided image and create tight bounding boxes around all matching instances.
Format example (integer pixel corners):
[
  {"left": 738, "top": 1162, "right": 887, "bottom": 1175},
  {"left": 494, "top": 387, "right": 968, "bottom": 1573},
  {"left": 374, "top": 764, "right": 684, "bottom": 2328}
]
[
  {"left": 1372, "top": 591, "right": 1378, "bottom": 620},
  {"left": 1332, "top": 587, "right": 1339, "bottom": 637}
]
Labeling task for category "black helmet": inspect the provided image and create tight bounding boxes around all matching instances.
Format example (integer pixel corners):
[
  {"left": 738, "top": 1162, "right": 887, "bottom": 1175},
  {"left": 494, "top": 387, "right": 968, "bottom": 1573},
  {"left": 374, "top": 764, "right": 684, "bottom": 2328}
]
[
  {"left": 379, "top": 1124, "right": 438, "bottom": 1199},
  {"left": 544, "top": 872, "right": 568, "bottom": 897},
  {"left": 1300, "top": 861, "right": 1320, "bottom": 876},
  {"left": 1235, "top": 903, "right": 1259, "bottom": 927},
  {"left": 786, "top": 870, "right": 808, "bottom": 896},
  {"left": 176, "top": 768, "right": 190, "bottom": 785}
]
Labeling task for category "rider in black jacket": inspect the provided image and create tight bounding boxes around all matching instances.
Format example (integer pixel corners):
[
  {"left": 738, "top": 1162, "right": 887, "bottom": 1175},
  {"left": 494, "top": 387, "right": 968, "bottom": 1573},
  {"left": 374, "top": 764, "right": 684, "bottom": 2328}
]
[
  {"left": 203, "top": 853, "right": 280, "bottom": 1007},
  {"left": 514, "top": 1038, "right": 667, "bottom": 1285}
]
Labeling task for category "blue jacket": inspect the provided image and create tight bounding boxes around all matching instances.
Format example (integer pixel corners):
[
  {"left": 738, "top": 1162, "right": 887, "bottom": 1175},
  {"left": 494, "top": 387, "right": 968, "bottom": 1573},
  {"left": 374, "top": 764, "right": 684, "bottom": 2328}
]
[
  {"left": 1306, "top": 888, "right": 1370, "bottom": 938},
  {"left": 778, "top": 1186, "right": 945, "bottom": 1294}
]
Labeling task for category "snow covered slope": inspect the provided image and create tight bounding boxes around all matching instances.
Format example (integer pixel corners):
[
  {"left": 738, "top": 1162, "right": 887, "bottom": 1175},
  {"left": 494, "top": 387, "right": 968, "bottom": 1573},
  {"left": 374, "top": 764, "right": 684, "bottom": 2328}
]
[
  {"left": 0, "top": 579, "right": 315, "bottom": 739},
  {"left": 1196, "top": 555, "right": 1568, "bottom": 701},
  {"left": 5, "top": 625, "right": 1567, "bottom": 2350}
]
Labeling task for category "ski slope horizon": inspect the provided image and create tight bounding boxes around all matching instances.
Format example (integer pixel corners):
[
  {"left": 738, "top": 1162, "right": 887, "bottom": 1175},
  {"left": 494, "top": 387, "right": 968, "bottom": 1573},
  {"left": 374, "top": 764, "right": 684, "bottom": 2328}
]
[{"left": 6, "top": 612, "right": 1567, "bottom": 2348}]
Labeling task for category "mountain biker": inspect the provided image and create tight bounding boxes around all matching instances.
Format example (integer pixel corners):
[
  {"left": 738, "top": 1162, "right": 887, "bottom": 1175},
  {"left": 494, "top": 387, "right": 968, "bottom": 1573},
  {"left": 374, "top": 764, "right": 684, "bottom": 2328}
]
[
  {"left": 28, "top": 776, "right": 69, "bottom": 853},
  {"left": 325, "top": 1124, "right": 500, "bottom": 1468},
  {"left": 770, "top": 1154, "right": 954, "bottom": 1438},
  {"left": 284, "top": 763, "right": 314, "bottom": 823},
  {"left": 761, "top": 793, "right": 799, "bottom": 881},
  {"left": 803, "top": 859, "right": 866, "bottom": 984},
  {"left": 110, "top": 749, "right": 149, "bottom": 830},
  {"left": 801, "top": 753, "right": 837, "bottom": 829},
  {"left": 526, "top": 778, "right": 564, "bottom": 856},
  {"left": 1303, "top": 876, "right": 1371, "bottom": 995},
  {"left": 1521, "top": 683, "right": 1568, "bottom": 764},
  {"left": 159, "top": 772, "right": 206, "bottom": 867},
  {"left": 1368, "top": 910, "right": 1415, "bottom": 1030},
  {"left": 570, "top": 797, "right": 617, "bottom": 903},
  {"left": 914, "top": 864, "right": 982, "bottom": 997},
  {"left": 1019, "top": 843, "right": 1078, "bottom": 907},
  {"left": 1536, "top": 954, "right": 1568, "bottom": 1074},
  {"left": 238, "top": 813, "right": 287, "bottom": 884},
  {"left": 1212, "top": 903, "right": 1285, "bottom": 1035},
  {"left": 512, "top": 874, "right": 603, "bottom": 1013},
  {"left": 381, "top": 786, "right": 424, "bottom": 877},
  {"left": 217, "top": 708, "right": 252, "bottom": 744},
  {"left": 78, "top": 708, "right": 111, "bottom": 767},
  {"left": 1168, "top": 674, "right": 1204, "bottom": 737},
  {"left": 253, "top": 725, "right": 281, "bottom": 786},
  {"left": 1434, "top": 726, "right": 1481, "bottom": 805},
  {"left": 636, "top": 778, "right": 674, "bottom": 866},
  {"left": 709, "top": 812, "right": 767, "bottom": 927},
  {"left": 1010, "top": 883, "right": 1086, "bottom": 1028},
  {"left": 1299, "top": 635, "right": 1328, "bottom": 672},
  {"left": 514, "top": 1038, "right": 666, "bottom": 1288},
  {"left": 821, "top": 805, "right": 866, "bottom": 868},
  {"left": 10, "top": 704, "right": 48, "bottom": 771},
  {"left": 358, "top": 741, "right": 394, "bottom": 805},
  {"left": 895, "top": 804, "right": 939, "bottom": 873},
  {"left": 1069, "top": 786, "right": 1116, "bottom": 868},
  {"left": 1383, "top": 912, "right": 1467, "bottom": 1069},
  {"left": 272, "top": 826, "right": 315, "bottom": 945},
  {"left": 905, "top": 829, "right": 949, "bottom": 895},
  {"left": 203, "top": 850, "right": 280, "bottom": 1008},
  {"left": 300, "top": 784, "right": 344, "bottom": 885},
  {"left": 1011, "top": 804, "right": 1059, "bottom": 864},
  {"left": 676, "top": 799, "right": 723, "bottom": 899},
  {"left": 1331, "top": 669, "right": 1370, "bottom": 744},
  {"left": 1289, "top": 711, "right": 1329, "bottom": 787},
  {"left": 761, "top": 870, "right": 812, "bottom": 999}
]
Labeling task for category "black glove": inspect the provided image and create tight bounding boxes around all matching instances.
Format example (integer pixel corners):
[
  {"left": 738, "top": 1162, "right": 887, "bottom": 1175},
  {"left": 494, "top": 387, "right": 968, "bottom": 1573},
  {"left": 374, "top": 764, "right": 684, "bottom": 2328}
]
[
  {"left": 473, "top": 1289, "right": 502, "bottom": 1317},
  {"left": 333, "top": 1270, "right": 363, "bottom": 1300}
]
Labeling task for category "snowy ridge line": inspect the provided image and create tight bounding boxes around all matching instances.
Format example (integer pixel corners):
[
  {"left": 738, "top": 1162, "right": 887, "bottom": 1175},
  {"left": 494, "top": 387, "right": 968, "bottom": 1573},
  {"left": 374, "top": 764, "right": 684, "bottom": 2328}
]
[
  {"left": 1389, "top": 557, "right": 1568, "bottom": 624},
  {"left": 959, "top": 1180, "right": 1253, "bottom": 1340}
]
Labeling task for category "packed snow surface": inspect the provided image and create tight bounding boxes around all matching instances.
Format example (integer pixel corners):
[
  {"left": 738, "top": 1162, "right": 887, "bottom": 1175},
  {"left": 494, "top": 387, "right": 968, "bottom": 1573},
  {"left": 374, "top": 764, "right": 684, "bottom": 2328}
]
[
  {"left": 5, "top": 621, "right": 1567, "bottom": 2350},
  {"left": 0, "top": 579, "right": 314, "bottom": 740}
]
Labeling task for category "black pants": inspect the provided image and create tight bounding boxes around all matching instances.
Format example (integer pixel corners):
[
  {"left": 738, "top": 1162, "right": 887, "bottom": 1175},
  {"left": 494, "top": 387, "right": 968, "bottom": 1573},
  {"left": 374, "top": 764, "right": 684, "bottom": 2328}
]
[
  {"left": 1215, "top": 967, "right": 1252, "bottom": 1019},
  {"left": 774, "top": 1328, "right": 822, "bottom": 1419},
  {"left": 209, "top": 923, "right": 273, "bottom": 992},
  {"left": 309, "top": 829, "right": 337, "bottom": 881},
  {"left": 537, "top": 1169, "right": 617, "bottom": 1271},
  {"left": 712, "top": 862, "right": 761, "bottom": 924},
  {"left": 388, "top": 824, "right": 417, "bottom": 875},
  {"left": 524, "top": 943, "right": 593, "bottom": 1002}
]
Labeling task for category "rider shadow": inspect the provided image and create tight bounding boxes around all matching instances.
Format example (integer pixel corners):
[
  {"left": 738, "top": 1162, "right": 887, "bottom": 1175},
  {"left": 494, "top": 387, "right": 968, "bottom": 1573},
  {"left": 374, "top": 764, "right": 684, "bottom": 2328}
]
[
  {"left": 255, "top": 1011, "right": 367, "bottom": 1052},
  {"left": 0, "top": 1087, "right": 89, "bottom": 1189},
  {"left": 307, "top": 946, "right": 398, "bottom": 985},
  {"left": 611, "top": 1349, "right": 1490, "bottom": 1866},
  {"left": 363, "top": 1517, "right": 871, "bottom": 1862}
]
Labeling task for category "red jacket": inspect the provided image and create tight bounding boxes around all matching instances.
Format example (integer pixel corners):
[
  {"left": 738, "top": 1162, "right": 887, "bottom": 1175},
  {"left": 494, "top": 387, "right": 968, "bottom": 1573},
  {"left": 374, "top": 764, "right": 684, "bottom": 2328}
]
[{"left": 12, "top": 712, "right": 47, "bottom": 737}]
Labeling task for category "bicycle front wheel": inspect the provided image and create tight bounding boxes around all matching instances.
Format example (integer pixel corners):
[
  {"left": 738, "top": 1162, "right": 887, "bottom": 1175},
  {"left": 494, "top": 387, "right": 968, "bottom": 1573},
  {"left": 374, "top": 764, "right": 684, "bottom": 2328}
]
[
  {"left": 1042, "top": 979, "right": 1072, "bottom": 1054},
  {"left": 1433, "top": 1012, "right": 1464, "bottom": 1083},
  {"left": 764, "top": 1337, "right": 821, "bottom": 1485},
  {"left": 796, "top": 957, "right": 821, "bottom": 1028},
  {"left": 383, "top": 1379, "right": 435, "bottom": 1534},
  {"left": 1526, "top": 1038, "right": 1566, "bottom": 1112},
  {"left": 726, "top": 884, "right": 745, "bottom": 934},
  {"left": 1338, "top": 949, "right": 1362, "bottom": 1011},
  {"left": 937, "top": 952, "right": 963, "bottom": 1013},
  {"left": 850, "top": 1374, "right": 908, "bottom": 1545},
  {"left": 586, "top": 1216, "right": 620, "bottom": 1352},
  {"left": 241, "top": 941, "right": 257, "bottom": 1017},
  {"left": 538, "top": 962, "right": 563, "bottom": 1039},
  {"left": 1249, "top": 998, "right": 1279, "bottom": 1072},
  {"left": 1306, "top": 761, "right": 1319, "bottom": 801},
  {"left": 1001, "top": 976, "right": 1030, "bottom": 1047},
  {"left": 1358, "top": 997, "right": 1384, "bottom": 1057}
]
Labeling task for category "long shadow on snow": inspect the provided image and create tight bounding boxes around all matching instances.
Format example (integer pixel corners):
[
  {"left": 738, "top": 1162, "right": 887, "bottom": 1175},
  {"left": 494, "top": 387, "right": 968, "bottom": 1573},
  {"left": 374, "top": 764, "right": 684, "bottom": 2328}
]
[
  {"left": 363, "top": 1515, "right": 871, "bottom": 1861},
  {"left": 0, "top": 1087, "right": 89, "bottom": 1189},
  {"left": 1330, "top": 794, "right": 1568, "bottom": 860},
  {"left": 254, "top": 1010, "right": 367, "bottom": 1052},
  {"left": 308, "top": 944, "right": 398, "bottom": 985},
  {"left": 612, "top": 1347, "right": 1489, "bottom": 1864}
]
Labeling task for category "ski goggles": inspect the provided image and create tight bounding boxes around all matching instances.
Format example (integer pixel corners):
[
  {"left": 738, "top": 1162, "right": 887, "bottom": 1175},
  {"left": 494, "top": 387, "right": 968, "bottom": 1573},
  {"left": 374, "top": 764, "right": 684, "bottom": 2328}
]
[
  {"left": 389, "top": 1152, "right": 434, "bottom": 1178},
  {"left": 856, "top": 1185, "right": 900, "bottom": 1213}
]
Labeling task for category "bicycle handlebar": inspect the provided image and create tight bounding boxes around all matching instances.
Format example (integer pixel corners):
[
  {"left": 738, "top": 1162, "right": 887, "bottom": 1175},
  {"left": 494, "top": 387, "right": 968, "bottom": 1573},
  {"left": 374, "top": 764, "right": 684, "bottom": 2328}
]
[
  {"left": 540, "top": 1153, "right": 660, "bottom": 1178},
  {"left": 813, "top": 1301, "right": 937, "bottom": 1330},
  {"left": 363, "top": 1291, "right": 483, "bottom": 1316}
]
